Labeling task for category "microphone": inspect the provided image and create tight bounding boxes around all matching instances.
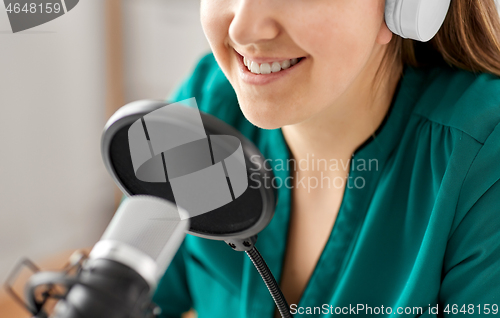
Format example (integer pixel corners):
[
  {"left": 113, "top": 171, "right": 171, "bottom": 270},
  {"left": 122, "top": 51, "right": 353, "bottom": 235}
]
[
  {"left": 6, "top": 98, "right": 292, "bottom": 318},
  {"left": 8, "top": 195, "right": 189, "bottom": 318}
]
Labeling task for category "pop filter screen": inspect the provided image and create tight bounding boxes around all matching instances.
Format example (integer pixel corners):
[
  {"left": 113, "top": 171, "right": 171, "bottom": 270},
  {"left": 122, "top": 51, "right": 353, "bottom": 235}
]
[{"left": 102, "top": 100, "right": 276, "bottom": 241}]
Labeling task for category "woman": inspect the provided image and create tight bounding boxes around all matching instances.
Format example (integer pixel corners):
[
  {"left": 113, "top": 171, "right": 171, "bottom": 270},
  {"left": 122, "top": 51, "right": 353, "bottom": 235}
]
[{"left": 153, "top": 0, "right": 500, "bottom": 317}]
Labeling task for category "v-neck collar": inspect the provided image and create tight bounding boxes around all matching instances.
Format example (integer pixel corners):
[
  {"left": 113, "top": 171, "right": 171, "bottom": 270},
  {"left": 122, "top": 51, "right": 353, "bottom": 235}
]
[{"left": 239, "top": 65, "right": 429, "bottom": 318}]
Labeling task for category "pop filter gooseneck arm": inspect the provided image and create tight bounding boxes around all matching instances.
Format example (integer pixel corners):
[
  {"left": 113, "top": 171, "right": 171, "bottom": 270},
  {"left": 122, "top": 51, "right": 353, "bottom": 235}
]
[
  {"left": 246, "top": 247, "right": 292, "bottom": 318},
  {"left": 223, "top": 237, "right": 291, "bottom": 318},
  {"left": 101, "top": 100, "right": 293, "bottom": 318}
]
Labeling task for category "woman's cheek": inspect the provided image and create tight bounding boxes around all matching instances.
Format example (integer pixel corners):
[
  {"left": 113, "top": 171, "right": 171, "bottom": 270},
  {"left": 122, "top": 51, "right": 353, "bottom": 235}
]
[
  {"left": 200, "top": 1, "right": 230, "bottom": 49},
  {"left": 200, "top": 9, "right": 235, "bottom": 81}
]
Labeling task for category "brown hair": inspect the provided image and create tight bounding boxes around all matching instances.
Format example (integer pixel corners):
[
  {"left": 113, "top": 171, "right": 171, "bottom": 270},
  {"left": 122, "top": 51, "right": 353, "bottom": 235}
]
[{"left": 378, "top": 0, "right": 500, "bottom": 87}]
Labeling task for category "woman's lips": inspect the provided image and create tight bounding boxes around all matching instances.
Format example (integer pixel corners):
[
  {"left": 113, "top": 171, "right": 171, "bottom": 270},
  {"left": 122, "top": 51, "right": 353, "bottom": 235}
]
[{"left": 233, "top": 49, "right": 306, "bottom": 86}]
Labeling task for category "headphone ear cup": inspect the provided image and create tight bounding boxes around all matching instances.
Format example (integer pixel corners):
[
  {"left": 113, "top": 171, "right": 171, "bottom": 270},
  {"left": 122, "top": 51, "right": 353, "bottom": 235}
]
[
  {"left": 385, "top": 0, "right": 451, "bottom": 42},
  {"left": 384, "top": 0, "right": 397, "bottom": 35},
  {"left": 384, "top": 0, "right": 403, "bottom": 38}
]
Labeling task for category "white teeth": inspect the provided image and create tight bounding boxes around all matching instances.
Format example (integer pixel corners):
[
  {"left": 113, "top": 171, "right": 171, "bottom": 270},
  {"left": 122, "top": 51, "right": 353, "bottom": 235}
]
[
  {"left": 260, "top": 63, "right": 271, "bottom": 75},
  {"left": 244, "top": 57, "right": 301, "bottom": 74},
  {"left": 271, "top": 62, "right": 281, "bottom": 73},
  {"left": 281, "top": 59, "right": 291, "bottom": 70},
  {"left": 250, "top": 61, "right": 261, "bottom": 74}
]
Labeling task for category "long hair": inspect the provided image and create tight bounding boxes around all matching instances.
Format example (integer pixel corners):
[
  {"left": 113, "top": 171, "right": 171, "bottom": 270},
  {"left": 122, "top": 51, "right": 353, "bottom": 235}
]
[{"left": 378, "top": 0, "right": 500, "bottom": 86}]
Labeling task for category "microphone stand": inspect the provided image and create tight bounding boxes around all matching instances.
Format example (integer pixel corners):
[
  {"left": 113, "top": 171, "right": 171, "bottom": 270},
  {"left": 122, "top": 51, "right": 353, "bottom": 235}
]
[
  {"left": 6, "top": 245, "right": 294, "bottom": 318},
  {"left": 5, "top": 246, "right": 293, "bottom": 318}
]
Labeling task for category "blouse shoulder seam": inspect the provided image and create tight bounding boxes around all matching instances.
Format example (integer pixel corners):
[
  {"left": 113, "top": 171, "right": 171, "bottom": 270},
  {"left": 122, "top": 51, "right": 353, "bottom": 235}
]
[{"left": 410, "top": 112, "right": 485, "bottom": 146}]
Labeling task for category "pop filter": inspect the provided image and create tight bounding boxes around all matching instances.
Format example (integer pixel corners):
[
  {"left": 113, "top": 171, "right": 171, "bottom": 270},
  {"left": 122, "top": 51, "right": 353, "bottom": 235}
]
[
  {"left": 101, "top": 99, "right": 276, "bottom": 243},
  {"left": 101, "top": 99, "right": 292, "bottom": 318}
]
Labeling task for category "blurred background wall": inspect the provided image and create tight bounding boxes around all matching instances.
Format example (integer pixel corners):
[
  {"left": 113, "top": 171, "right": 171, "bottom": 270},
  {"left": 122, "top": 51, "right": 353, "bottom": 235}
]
[
  {"left": 0, "top": 0, "right": 208, "bottom": 316},
  {"left": 123, "top": 0, "right": 209, "bottom": 101}
]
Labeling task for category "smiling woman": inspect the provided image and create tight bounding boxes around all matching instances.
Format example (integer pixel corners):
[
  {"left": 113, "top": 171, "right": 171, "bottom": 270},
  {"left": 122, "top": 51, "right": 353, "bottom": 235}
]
[
  {"left": 201, "top": 0, "right": 397, "bottom": 131},
  {"left": 152, "top": 1, "right": 500, "bottom": 318}
]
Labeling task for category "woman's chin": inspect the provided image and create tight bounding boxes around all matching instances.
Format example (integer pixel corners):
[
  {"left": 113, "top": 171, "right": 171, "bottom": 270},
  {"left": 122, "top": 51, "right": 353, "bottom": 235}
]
[
  {"left": 246, "top": 118, "right": 283, "bottom": 130},
  {"left": 238, "top": 103, "right": 299, "bottom": 130}
]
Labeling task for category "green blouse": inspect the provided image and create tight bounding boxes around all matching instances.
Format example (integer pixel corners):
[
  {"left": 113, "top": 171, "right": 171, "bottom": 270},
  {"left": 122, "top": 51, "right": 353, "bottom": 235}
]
[{"left": 152, "top": 53, "right": 500, "bottom": 317}]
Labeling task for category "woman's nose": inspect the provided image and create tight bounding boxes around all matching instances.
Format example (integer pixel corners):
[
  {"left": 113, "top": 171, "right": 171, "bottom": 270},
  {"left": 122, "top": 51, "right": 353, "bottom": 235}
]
[{"left": 228, "top": 0, "right": 281, "bottom": 47}]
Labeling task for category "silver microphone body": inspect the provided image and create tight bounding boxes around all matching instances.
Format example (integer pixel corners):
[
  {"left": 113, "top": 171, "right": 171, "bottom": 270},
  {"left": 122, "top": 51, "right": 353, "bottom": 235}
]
[{"left": 50, "top": 195, "right": 189, "bottom": 318}]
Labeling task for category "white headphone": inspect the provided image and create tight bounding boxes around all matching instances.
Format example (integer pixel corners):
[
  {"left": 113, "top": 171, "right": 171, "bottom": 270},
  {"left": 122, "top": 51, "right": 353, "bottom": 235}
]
[{"left": 385, "top": 0, "right": 452, "bottom": 42}]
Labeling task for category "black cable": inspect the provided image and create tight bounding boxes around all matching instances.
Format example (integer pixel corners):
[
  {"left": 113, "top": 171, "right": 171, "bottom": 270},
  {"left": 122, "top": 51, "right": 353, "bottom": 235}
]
[{"left": 245, "top": 247, "right": 293, "bottom": 318}]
